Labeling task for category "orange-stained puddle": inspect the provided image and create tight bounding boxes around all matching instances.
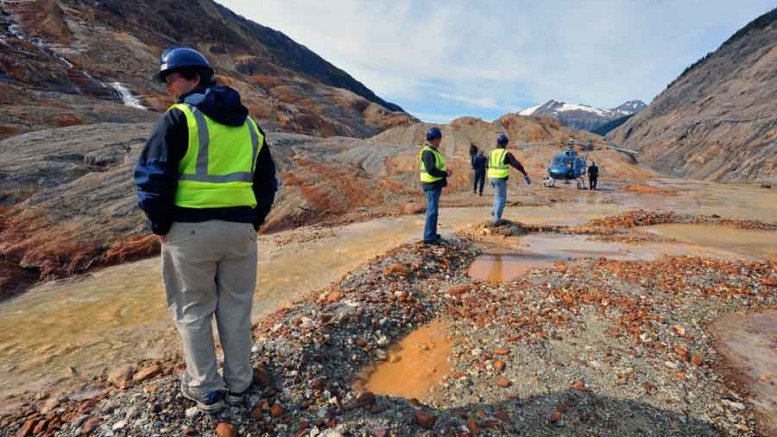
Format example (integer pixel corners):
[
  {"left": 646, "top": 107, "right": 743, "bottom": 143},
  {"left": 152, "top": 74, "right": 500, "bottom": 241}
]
[
  {"left": 469, "top": 234, "right": 655, "bottom": 283},
  {"left": 358, "top": 321, "right": 452, "bottom": 400},
  {"left": 643, "top": 224, "right": 777, "bottom": 259},
  {"left": 709, "top": 311, "right": 777, "bottom": 433}
]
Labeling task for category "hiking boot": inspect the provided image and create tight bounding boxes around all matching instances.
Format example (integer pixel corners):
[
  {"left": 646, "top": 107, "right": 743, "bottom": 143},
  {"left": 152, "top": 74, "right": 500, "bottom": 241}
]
[
  {"left": 180, "top": 374, "right": 223, "bottom": 413},
  {"left": 181, "top": 386, "right": 223, "bottom": 413},
  {"left": 224, "top": 388, "right": 251, "bottom": 406}
]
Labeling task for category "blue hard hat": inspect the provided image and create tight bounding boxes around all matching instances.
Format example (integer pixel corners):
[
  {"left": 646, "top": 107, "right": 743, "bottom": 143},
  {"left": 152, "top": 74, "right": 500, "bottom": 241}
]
[
  {"left": 155, "top": 46, "right": 214, "bottom": 82},
  {"left": 496, "top": 133, "right": 509, "bottom": 146},
  {"left": 426, "top": 127, "right": 442, "bottom": 141}
]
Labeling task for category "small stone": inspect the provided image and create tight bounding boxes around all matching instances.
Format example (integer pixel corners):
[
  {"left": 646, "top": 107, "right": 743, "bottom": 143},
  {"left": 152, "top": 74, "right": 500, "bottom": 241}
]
[
  {"left": 39, "top": 397, "right": 60, "bottom": 414},
  {"left": 132, "top": 365, "right": 161, "bottom": 382},
  {"left": 467, "top": 419, "right": 479, "bottom": 434},
  {"left": 372, "top": 428, "right": 388, "bottom": 437},
  {"left": 549, "top": 410, "right": 563, "bottom": 424},
  {"left": 722, "top": 399, "right": 746, "bottom": 411},
  {"left": 185, "top": 406, "right": 199, "bottom": 418},
  {"left": 324, "top": 290, "right": 342, "bottom": 303},
  {"left": 270, "top": 404, "right": 284, "bottom": 417},
  {"left": 16, "top": 419, "right": 36, "bottom": 437},
  {"left": 112, "top": 420, "right": 126, "bottom": 431},
  {"left": 493, "top": 348, "right": 510, "bottom": 356},
  {"left": 675, "top": 345, "right": 689, "bottom": 361},
  {"left": 494, "top": 409, "right": 511, "bottom": 423},
  {"left": 494, "top": 360, "right": 506, "bottom": 372},
  {"left": 251, "top": 405, "right": 264, "bottom": 420},
  {"left": 215, "top": 422, "right": 237, "bottom": 437},
  {"left": 80, "top": 417, "right": 101, "bottom": 435},
  {"left": 356, "top": 338, "right": 368, "bottom": 347},
  {"left": 253, "top": 366, "right": 270, "bottom": 387},
  {"left": 571, "top": 379, "right": 586, "bottom": 391},
  {"left": 383, "top": 263, "right": 410, "bottom": 276},
  {"left": 447, "top": 285, "right": 470, "bottom": 296},
  {"left": 691, "top": 355, "right": 704, "bottom": 366},
  {"left": 414, "top": 409, "right": 436, "bottom": 429},
  {"left": 495, "top": 377, "right": 512, "bottom": 388},
  {"left": 32, "top": 420, "right": 47, "bottom": 435},
  {"left": 357, "top": 391, "right": 376, "bottom": 407}
]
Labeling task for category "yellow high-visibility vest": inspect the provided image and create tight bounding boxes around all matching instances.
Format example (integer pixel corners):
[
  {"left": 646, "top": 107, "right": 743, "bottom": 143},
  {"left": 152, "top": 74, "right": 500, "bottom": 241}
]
[
  {"left": 171, "top": 103, "right": 263, "bottom": 208},
  {"left": 419, "top": 144, "right": 447, "bottom": 183},
  {"left": 487, "top": 148, "right": 509, "bottom": 178}
]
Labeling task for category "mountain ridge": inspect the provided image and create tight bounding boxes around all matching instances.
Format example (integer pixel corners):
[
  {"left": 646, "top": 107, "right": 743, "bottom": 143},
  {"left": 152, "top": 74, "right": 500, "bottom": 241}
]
[
  {"left": 607, "top": 7, "right": 777, "bottom": 182},
  {"left": 519, "top": 99, "right": 646, "bottom": 131},
  {"left": 0, "top": 0, "right": 416, "bottom": 139}
]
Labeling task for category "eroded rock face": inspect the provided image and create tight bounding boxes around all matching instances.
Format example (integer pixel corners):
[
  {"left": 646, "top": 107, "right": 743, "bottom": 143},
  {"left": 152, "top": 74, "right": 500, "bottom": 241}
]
[
  {"left": 0, "top": 0, "right": 416, "bottom": 140},
  {"left": 608, "top": 9, "right": 777, "bottom": 182}
]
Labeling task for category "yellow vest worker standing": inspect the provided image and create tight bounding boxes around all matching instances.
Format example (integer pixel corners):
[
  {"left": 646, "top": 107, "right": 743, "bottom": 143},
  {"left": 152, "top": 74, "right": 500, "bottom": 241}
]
[
  {"left": 419, "top": 127, "right": 452, "bottom": 244},
  {"left": 488, "top": 133, "right": 530, "bottom": 224},
  {"left": 134, "top": 47, "right": 277, "bottom": 412}
]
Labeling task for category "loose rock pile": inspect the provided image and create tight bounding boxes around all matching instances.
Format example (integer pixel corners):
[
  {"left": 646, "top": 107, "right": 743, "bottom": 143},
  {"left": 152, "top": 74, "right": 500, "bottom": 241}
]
[{"left": 3, "top": 216, "right": 776, "bottom": 435}]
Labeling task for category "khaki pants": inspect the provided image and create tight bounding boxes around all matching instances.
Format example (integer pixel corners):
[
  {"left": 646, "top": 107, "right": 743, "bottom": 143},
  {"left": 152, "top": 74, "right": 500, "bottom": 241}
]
[{"left": 161, "top": 220, "right": 257, "bottom": 395}]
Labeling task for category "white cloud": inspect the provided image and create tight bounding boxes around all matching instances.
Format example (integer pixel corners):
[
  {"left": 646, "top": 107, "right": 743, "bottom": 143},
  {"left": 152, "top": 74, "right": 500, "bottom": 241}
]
[{"left": 216, "top": 0, "right": 775, "bottom": 121}]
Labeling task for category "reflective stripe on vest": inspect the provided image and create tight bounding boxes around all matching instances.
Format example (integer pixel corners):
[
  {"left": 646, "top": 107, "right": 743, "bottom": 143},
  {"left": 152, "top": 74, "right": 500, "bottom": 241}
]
[
  {"left": 171, "top": 103, "right": 264, "bottom": 208},
  {"left": 487, "top": 148, "right": 509, "bottom": 179},
  {"left": 419, "top": 144, "right": 447, "bottom": 183}
]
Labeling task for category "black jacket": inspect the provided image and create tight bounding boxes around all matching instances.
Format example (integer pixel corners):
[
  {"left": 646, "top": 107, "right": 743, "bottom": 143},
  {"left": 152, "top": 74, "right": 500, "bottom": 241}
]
[
  {"left": 134, "top": 85, "right": 278, "bottom": 235},
  {"left": 420, "top": 145, "right": 448, "bottom": 190},
  {"left": 472, "top": 155, "right": 487, "bottom": 172}
]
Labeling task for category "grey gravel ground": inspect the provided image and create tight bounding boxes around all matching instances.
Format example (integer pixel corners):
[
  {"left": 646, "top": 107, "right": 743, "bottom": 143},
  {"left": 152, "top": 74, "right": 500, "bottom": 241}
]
[{"left": 3, "top": 214, "right": 776, "bottom": 436}]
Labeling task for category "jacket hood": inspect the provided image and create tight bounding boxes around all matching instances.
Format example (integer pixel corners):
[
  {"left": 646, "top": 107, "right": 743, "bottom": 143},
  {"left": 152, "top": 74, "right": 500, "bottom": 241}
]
[{"left": 180, "top": 85, "right": 248, "bottom": 126}]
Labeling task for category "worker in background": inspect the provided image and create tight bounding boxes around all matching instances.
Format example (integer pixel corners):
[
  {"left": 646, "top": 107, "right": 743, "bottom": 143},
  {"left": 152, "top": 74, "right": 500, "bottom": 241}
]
[
  {"left": 419, "top": 127, "right": 452, "bottom": 244},
  {"left": 588, "top": 161, "right": 599, "bottom": 190},
  {"left": 487, "top": 133, "right": 530, "bottom": 224},
  {"left": 472, "top": 150, "right": 486, "bottom": 196}
]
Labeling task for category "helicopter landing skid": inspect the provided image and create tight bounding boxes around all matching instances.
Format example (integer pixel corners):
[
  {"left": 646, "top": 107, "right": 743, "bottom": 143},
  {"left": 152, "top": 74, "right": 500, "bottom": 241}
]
[
  {"left": 576, "top": 177, "right": 587, "bottom": 189},
  {"left": 544, "top": 177, "right": 556, "bottom": 187}
]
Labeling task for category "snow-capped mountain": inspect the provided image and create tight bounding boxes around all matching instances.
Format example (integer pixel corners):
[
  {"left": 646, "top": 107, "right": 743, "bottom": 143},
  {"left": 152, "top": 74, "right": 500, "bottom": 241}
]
[
  {"left": 518, "top": 99, "right": 646, "bottom": 131},
  {"left": 612, "top": 100, "right": 648, "bottom": 115}
]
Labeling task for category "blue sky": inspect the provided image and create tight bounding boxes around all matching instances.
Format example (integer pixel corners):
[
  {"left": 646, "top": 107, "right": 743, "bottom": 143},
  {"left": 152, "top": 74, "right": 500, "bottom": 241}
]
[{"left": 217, "top": 1, "right": 775, "bottom": 123}]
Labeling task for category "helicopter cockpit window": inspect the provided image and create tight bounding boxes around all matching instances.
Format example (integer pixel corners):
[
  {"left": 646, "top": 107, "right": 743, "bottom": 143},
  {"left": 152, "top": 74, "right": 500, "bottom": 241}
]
[{"left": 552, "top": 156, "right": 565, "bottom": 166}]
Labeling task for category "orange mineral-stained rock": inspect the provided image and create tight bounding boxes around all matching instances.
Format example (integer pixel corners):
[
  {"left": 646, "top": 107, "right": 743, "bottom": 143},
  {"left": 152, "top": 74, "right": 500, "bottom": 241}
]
[{"left": 215, "top": 422, "right": 237, "bottom": 437}]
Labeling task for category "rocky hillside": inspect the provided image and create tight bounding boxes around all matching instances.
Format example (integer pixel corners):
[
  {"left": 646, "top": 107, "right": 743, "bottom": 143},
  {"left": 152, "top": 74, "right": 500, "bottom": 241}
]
[
  {"left": 519, "top": 99, "right": 646, "bottom": 131},
  {"left": 0, "top": 0, "right": 416, "bottom": 140},
  {"left": 608, "top": 8, "right": 777, "bottom": 182}
]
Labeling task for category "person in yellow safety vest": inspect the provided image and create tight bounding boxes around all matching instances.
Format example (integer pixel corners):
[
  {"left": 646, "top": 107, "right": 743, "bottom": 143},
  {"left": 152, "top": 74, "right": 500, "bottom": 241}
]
[
  {"left": 134, "top": 46, "right": 277, "bottom": 413},
  {"left": 488, "top": 133, "right": 530, "bottom": 224},
  {"left": 419, "top": 126, "right": 452, "bottom": 244}
]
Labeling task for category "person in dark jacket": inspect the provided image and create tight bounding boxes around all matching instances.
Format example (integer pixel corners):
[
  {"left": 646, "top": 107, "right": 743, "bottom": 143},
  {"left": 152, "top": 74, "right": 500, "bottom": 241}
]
[
  {"left": 472, "top": 151, "right": 487, "bottom": 196},
  {"left": 588, "top": 161, "right": 599, "bottom": 190},
  {"left": 134, "top": 47, "right": 277, "bottom": 412},
  {"left": 419, "top": 126, "right": 452, "bottom": 244},
  {"left": 487, "top": 134, "right": 530, "bottom": 223}
]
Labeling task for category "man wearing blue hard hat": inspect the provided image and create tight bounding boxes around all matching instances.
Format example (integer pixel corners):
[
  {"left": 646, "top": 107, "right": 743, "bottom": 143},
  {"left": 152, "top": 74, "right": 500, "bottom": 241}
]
[
  {"left": 135, "top": 46, "right": 277, "bottom": 412},
  {"left": 419, "top": 126, "right": 452, "bottom": 244},
  {"left": 488, "top": 133, "right": 531, "bottom": 224}
]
